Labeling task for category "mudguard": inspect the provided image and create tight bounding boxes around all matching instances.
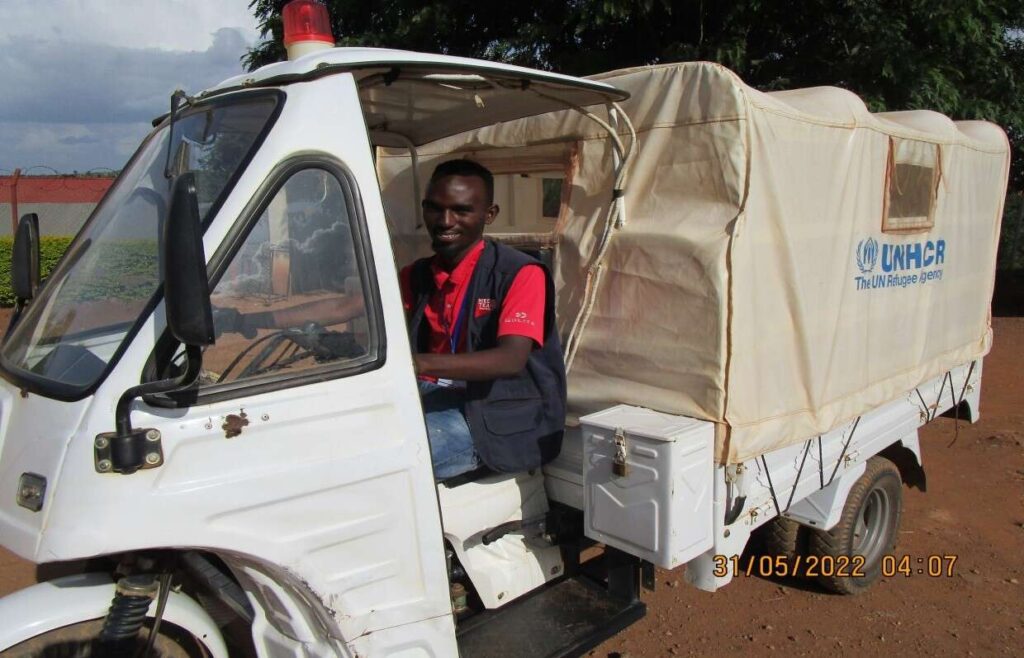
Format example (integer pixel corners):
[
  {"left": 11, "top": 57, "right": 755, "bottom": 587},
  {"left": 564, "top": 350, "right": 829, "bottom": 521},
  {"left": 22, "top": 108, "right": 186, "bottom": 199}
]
[
  {"left": 0, "top": 572, "right": 228, "bottom": 656},
  {"left": 784, "top": 462, "right": 867, "bottom": 531}
]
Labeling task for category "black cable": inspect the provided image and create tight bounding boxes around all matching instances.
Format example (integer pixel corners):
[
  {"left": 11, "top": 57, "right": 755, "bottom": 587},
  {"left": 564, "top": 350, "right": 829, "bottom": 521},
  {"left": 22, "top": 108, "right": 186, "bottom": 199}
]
[
  {"left": 933, "top": 370, "right": 953, "bottom": 445},
  {"left": 239, "top": 334, "right": 294, "bottom": 379},
  {"left": 956, "top": 361, "right": 977, "bottom": 404},
  {"left": 931, "top": 371, "right": 953, "bottom": 421},
  {"left": 826, "top": 417, "right": 860, "bottom": 487},
  {"left": 949, "top": 361, "right": 977, "bottom": 447},
  {"left": 817, "top": 435, "right": 824, "bottom": 489},
  {"left": 784, "top": 440, "right": 812, "bottom": 513},
  {"left": 261, "top": 347, "right": 315, "bottom": 373},
  {"left": 914, "top": 387, "right": 931, "bottom": 421},
  {"left": 261, "top": 339, "right": 293, "bottom": 372},
  {"left": 219, "top": 331, "right": 282, "bottom": 381},
  {"left": 760, "top": 455, "right": 782, "bottom": 518}
]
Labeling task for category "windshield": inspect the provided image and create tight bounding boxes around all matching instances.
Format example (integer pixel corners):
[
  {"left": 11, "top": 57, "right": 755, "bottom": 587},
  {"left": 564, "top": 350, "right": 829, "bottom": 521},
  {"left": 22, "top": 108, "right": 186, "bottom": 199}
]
[{"left": 0, "top": 94, "right": 280, "bottom": 398}]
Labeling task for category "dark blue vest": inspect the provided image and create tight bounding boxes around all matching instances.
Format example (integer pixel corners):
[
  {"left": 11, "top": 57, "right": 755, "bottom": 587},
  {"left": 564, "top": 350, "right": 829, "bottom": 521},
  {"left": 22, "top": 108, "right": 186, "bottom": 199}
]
[{"left": 408, "top": 240, "right": 566, "bottom": 472}]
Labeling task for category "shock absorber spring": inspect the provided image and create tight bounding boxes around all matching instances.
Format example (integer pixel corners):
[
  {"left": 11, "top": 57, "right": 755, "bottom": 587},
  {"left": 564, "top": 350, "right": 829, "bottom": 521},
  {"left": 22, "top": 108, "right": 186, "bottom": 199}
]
[{"left": 99, "top": 575, "right": 159, "bottom": 652}]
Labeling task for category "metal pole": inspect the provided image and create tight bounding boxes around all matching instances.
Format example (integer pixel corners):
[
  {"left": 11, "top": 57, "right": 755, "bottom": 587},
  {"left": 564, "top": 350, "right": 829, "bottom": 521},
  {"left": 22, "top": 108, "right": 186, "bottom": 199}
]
[{"left": 10, "top": 168, "right": 21, "bottom": 235}]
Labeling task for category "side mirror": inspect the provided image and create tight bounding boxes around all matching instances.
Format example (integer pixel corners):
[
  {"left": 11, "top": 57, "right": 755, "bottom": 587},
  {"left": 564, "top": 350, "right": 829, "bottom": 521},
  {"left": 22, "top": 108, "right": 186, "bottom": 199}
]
[
  {"left": 5, "top": 213, "right": 41, "bottom": 339},
  {"left": 11, "top": 213, "right": 40, "bottom": 302},
  {"left": 163, "top": 172, "right": 214, "bottom": 347},
  {"left": 99, "top": 173, "right": 214, "bottom": 474}
]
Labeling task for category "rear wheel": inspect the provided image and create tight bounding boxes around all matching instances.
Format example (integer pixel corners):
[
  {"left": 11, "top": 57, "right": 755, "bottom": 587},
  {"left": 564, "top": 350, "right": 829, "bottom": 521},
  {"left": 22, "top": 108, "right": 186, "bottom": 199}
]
[
  {"left": 808, "top": 456, "right": 903, "bottom": 594},
  {"left": 0, "top": 619, "right": 202, "bottom": 658},
  {"left": 757, "top": 516, "right": 806, "bottom": 568}
]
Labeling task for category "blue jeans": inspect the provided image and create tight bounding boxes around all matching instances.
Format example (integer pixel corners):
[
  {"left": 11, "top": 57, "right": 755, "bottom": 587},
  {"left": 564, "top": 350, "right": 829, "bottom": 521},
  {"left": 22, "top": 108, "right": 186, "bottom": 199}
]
[{"left": 418, "top": 380, "right": 480, "bottom": 479}]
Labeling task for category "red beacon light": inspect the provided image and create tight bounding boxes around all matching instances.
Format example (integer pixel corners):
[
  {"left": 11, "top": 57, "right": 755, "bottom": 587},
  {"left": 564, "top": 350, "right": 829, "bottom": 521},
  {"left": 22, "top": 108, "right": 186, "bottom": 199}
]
[{"left": 282, "top": 0, "right": 335, "bottom": 60}]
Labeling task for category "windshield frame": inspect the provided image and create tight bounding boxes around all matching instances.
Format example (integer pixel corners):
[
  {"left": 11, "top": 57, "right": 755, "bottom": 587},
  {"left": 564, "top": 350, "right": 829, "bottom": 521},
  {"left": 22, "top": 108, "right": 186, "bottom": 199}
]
[{"left": 0, "top": 89, "right": 285, "bottom": 401}]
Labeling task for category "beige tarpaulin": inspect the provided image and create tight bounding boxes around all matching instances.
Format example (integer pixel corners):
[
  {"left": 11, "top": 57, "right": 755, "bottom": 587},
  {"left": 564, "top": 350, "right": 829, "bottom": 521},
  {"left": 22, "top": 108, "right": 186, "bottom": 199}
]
[{"left": 376, "top": 62, "right": 1010, "bottom": 464}]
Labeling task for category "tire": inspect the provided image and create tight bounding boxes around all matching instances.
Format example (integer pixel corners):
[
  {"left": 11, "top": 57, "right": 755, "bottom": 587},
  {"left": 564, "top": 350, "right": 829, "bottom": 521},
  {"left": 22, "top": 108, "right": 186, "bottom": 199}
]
[
  {"left": 758, "top": 516, "right": 805, "bottom": 565},
  {"left": 808, "top": 456, "right": 903, "bottom": 595},
  {"left": 0, "top": 619, "right": 201, "bottom": 658}
]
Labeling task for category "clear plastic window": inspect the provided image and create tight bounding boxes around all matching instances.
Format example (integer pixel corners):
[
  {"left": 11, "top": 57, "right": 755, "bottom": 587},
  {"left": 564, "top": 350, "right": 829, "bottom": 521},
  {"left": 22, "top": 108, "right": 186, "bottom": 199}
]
[
  {"left": 202, "top": 168, "right": 372, "bottom": 385},
  {"left": 541, "top": 178, "right": 564, "bottom": 219}
]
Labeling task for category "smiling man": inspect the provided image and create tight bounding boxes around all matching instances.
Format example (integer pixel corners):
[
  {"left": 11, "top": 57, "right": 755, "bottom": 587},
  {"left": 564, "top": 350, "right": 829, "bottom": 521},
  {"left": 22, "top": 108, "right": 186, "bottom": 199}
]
[{"left": 400, "top": 159, "right": 566, "bottom": 479}]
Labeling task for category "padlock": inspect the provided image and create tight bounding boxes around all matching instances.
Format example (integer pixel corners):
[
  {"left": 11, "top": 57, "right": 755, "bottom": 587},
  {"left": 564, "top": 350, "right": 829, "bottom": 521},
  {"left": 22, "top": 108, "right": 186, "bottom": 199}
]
[{"left": 612, "top": 427, "right": 629, "bottom": 477}]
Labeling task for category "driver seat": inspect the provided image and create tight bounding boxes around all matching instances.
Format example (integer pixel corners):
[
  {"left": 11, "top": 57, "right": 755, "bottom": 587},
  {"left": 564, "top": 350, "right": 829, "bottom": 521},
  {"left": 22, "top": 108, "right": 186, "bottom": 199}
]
[{"left": 436, "top": 470, "right": 564, "bottom": 608}]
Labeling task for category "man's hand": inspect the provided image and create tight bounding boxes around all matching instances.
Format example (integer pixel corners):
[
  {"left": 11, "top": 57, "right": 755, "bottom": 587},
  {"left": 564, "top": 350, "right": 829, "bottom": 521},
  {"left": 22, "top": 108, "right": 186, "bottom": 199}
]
[
  {"left": 212, "top": 307, "right": 243, "bottom": 338},
  {"left": 414, "top": 335, "right": 534, "bottom": 381},
  {"left": 211, "top": 307, "right": 267, "bottom": 339}
]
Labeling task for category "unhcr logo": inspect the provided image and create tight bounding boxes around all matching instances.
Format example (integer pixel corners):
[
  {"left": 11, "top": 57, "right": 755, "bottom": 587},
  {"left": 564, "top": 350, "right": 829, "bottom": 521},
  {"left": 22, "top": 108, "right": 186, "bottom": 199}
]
[
  {"left": 880, "top": 239, "right": 945, "bottom": 272},
  {"left": 856, "top": 238, "right": 879, "bottom": 274},
  {"left": 854, "top": 237, "right": 947, "bottom": 291}
]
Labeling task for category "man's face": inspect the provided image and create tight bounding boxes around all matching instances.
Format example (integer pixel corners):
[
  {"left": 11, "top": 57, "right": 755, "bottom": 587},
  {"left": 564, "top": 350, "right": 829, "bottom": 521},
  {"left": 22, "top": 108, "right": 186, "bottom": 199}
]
[{"left": 421, "top": 174, "right": 497, "bottom": 263}]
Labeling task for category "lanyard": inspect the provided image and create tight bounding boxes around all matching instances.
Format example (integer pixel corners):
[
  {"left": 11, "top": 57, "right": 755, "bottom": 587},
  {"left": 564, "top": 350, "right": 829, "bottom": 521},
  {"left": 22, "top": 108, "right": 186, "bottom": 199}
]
[{"left": 448, "top": 287, "right": 473, "bottom": 354}]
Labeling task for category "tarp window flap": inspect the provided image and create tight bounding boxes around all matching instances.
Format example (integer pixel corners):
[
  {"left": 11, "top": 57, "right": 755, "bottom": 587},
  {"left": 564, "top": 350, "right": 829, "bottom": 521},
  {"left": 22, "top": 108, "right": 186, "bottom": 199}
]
[{"left": 882, "top": 137, "right": 940, "bottom": 233}]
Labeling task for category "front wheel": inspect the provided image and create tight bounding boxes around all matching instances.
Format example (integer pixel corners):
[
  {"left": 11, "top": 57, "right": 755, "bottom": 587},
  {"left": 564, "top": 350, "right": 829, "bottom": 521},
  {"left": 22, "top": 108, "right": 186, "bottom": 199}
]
[
  {"left": 0, "top": 619, "right": 203, "bottom": 658},
  {"left": 808, "top": 456, "right": 903, "bottom": 594}
]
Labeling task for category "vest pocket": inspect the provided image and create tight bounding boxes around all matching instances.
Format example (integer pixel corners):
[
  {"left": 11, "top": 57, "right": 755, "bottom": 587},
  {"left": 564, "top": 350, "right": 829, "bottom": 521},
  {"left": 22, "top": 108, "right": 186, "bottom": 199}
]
[{"left": 481, "top": 399, "right": 543, "bottom": 436}]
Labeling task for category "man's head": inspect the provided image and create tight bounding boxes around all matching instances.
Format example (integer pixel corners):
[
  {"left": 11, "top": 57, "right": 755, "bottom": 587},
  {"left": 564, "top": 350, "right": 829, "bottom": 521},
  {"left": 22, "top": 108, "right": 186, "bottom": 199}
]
[{"left": 422, "top": 159, "right": 499, "bottom": 265}]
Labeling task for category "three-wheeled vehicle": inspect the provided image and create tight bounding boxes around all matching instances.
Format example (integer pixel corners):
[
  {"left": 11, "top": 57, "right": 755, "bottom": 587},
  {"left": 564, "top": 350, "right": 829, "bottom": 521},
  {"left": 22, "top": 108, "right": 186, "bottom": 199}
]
[{"left": 0, "top": 2, "right": 1009, "bottom": 656}]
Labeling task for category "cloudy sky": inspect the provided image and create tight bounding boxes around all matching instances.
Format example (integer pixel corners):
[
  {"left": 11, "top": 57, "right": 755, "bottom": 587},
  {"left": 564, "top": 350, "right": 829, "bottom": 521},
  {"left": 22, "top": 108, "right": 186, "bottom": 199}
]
[{"left": 0, "top": 0, "right": 262, "bottom": 174}]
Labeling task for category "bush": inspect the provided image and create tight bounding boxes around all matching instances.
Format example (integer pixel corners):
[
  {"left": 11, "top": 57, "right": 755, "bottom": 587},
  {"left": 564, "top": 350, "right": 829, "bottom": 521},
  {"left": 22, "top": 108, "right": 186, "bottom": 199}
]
[
  {"left": 0, "top": 236, "right": 159, "bottom": 307},
  {"left": 0, "top": 236, "right": 74, "bottom": 307},
  {"left": 60, "top": 240, "right": 160, "bottom": 303}
]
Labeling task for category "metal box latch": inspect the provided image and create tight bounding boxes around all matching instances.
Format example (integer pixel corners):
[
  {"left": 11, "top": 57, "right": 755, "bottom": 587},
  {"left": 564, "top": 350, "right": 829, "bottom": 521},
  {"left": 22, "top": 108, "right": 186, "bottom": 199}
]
[{"left": 612, "top": 427, "right": 629, "bottom": 477}]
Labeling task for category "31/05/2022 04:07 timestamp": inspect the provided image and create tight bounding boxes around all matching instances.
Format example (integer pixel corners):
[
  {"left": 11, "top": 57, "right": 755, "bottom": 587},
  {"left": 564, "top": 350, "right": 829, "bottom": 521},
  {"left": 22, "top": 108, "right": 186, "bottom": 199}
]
[{"left": 712, "top": 554, "right": 958, "bottom": 578}]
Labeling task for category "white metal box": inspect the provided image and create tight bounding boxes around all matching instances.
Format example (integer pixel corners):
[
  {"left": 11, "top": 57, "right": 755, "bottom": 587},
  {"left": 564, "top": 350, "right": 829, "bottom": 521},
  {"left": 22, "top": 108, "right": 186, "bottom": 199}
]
[{"left": 580, "top": 405, "right": 714, "bottom": 569}]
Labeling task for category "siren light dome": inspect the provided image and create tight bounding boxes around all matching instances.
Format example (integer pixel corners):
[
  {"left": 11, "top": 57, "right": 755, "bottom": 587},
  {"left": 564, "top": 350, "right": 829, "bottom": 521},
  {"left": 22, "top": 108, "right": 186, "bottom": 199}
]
[{"left": 282, "top": 0, "right": 335, "bottom": 60}]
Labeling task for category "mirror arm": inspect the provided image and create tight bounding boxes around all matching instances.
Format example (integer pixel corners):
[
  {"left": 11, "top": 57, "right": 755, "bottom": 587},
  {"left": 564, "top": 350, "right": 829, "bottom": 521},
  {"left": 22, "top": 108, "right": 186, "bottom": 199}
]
[
  {"left": 4, "top": 304, "right": 25, "bottom": 341},
  {"left": 115, "top": 344, "right": 203, "bottom": 436}
]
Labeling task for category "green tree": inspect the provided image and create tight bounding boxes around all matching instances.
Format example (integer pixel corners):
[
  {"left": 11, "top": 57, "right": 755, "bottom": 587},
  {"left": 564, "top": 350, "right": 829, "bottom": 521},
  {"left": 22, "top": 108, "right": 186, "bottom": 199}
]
[{"left": 245, "top": 0, "right": 1024, "bottom": 205}]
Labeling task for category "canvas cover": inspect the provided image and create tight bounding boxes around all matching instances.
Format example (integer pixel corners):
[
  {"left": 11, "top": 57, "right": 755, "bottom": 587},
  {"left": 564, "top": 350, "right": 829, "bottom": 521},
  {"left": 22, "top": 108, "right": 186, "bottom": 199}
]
[{"left": 375, "top": 62, "right": 1010, "bottom": 464}]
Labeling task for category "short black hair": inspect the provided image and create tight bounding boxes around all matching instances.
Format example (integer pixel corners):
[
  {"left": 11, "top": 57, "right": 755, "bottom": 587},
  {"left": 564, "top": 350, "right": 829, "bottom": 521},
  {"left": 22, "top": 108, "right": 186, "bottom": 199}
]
[{"left": 428, "top": 159, "right": 495, "bottom": 204}]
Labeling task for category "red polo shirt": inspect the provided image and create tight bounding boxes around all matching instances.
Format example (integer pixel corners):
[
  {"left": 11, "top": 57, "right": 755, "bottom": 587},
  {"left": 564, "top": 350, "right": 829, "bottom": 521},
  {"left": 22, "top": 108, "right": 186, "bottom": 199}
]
[{"left": 399, "top": 241, "right": 546, "bottom": 355}]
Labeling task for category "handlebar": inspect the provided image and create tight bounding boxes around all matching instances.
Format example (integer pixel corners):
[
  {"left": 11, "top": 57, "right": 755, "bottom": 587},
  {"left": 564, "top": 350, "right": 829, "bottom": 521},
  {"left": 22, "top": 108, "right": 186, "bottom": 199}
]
[{"left": 217, "top": 321, "right": 363, "bottom": 382}]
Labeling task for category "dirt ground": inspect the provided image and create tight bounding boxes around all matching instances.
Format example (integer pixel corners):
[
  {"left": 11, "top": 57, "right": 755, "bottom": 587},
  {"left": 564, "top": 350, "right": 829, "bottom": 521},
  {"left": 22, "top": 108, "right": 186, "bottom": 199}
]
[{"left": 1, "top": 316, "right": 1021, "bottom": 657}]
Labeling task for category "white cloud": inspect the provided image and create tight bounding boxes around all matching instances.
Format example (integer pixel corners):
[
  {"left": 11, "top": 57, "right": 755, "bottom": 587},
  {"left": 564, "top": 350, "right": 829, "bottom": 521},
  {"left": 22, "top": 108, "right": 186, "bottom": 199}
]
[
  {"left": 0, "top": 0, "right": 262, "bottom": 172},
  {"left": 0, "top": 28, "right": 251, "bottom": 124},
  {"left": 0, "top": 122, "right": 150, "bottom": 174},
  {"left": 0, "top": 0, "right": 260, "bottom": 52}
]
